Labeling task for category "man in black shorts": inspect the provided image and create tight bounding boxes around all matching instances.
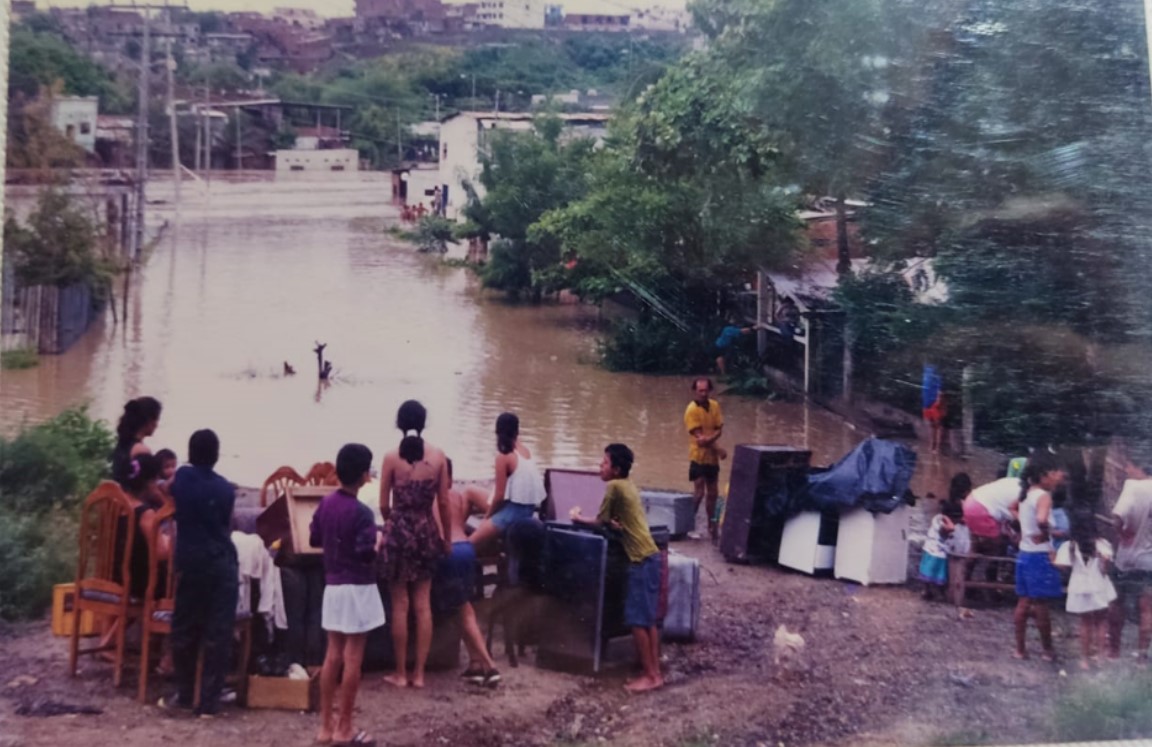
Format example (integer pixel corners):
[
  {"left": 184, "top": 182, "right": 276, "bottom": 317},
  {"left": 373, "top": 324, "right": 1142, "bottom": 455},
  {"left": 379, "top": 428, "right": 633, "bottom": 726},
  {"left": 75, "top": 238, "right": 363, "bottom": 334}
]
[{"left": 683, "top": 378, "right": 725, "bottom": 540}]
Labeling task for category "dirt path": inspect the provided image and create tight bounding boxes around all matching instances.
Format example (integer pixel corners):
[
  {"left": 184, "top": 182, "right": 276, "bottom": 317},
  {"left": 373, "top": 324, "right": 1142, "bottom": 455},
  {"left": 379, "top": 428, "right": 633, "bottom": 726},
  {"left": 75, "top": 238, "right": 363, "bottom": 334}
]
[{"left": 1, "top": 540, "right": 1144, "bottom": 747}]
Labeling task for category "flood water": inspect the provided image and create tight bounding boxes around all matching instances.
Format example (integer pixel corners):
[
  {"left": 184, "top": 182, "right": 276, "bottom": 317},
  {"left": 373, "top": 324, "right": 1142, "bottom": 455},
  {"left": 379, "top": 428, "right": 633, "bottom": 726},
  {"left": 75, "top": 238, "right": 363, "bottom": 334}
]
[{"left": 0, "top": 173, "right": 990, "bottom": 497}]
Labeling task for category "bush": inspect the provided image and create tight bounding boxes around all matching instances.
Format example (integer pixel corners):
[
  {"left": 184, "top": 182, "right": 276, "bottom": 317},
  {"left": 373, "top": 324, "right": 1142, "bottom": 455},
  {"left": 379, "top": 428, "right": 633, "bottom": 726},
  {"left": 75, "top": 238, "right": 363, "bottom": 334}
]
[
  {"left": 0, "top": 407, "right": 113, "bottom": 516},
  {"left": 1053, "top": 675, "right": 1152, "bottom": 741},
  {"left": 414, "top": 215, "right": 455, "bottom": 254},
  {"left": 0, "top": 509, "right": 76, "bottom": 621},
  {"left": 0, "top": 347, "right": 39, "bottom": 370},
  {"left": 600, "top": 316, "right": 712, "bottom": 374}
]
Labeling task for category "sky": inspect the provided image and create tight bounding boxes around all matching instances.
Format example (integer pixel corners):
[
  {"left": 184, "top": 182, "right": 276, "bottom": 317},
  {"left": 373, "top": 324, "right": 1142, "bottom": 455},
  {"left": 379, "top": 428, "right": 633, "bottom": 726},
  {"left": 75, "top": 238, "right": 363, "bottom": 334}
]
[{"left": 35, "top": 0, "right": 688, "bottom": 17}]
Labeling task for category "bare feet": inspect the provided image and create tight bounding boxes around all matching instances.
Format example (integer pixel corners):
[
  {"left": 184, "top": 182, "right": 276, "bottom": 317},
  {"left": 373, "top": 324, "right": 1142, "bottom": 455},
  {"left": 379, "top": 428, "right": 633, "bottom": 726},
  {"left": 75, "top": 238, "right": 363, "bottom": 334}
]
[
  {"left": 409, "top": 676, "right": 425, "bottom": 689},
  {"left": 1078, "top": 659, "right": 1091, "bottom": 671},
  {"left": 624, "top": 675, "right": 664, "bottom": 693},
  {"left": 315, "top": 729, "right": 333, "bottom": 745},
  {"left": 1012, "top": 650, "right": 1028, "bottom": 660},
  {"left": 382, "top": 673, "right": 408, "bottom": 688},
  {"left": 1040, "top": 650, "right": 1056, "bottom": 662}
]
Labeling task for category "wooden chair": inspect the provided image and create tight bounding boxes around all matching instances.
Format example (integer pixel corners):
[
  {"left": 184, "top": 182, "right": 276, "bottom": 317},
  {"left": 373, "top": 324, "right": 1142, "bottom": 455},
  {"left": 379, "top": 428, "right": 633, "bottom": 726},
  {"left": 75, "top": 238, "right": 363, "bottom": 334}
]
[
  {"left": 137, "top": 504, "right": 254, "bottom": 706},
  {"left": 69, "top": 481, "right": 144, "bottom": 688},
  {"left": 304, "top": 461, "right": 340, "bottom": 487},
  {"left": 259, "top": 465, "right": 306, "bottom": 508},
  {"left": 138, "top": 503, "right": 176, "bottom": 703}
]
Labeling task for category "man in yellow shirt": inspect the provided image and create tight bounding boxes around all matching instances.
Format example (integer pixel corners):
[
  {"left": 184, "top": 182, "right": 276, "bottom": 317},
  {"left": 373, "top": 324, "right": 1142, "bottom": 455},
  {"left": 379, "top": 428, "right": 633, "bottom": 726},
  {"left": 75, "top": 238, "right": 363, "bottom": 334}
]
[{"left": 684, "top": 377, "right": 725, "bottom": 541}]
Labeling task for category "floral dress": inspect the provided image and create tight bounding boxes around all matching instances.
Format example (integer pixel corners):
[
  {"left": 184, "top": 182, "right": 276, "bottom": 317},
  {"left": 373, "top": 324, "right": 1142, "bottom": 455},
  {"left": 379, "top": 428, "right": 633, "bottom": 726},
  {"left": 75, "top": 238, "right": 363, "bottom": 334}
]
[{"left": 382, "top": 473, "right": 444, "bottom": 583}]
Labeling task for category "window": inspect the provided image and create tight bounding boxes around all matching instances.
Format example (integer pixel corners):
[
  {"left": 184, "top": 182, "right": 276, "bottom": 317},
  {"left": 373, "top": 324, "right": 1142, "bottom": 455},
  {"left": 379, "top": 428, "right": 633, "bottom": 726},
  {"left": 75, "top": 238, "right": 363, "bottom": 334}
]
[
  {"left": 79, "top": 122, "right": 91, "bottom": 135},
  {"left": 290, "top": 165, "right": 304, "bottom": 171},
  {"left": 331, "top": 165, "right": 345, "bottom": 171}
]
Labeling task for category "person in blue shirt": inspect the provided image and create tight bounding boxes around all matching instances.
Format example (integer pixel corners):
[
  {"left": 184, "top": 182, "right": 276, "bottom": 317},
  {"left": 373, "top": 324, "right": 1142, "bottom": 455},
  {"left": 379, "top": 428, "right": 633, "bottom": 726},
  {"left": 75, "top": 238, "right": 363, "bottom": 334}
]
[
  {"left": 714, "top": 320, "right": 754, "bottom": 375},
  {"left": 164, "top": 429, "right": 238, "bottom": 716}
]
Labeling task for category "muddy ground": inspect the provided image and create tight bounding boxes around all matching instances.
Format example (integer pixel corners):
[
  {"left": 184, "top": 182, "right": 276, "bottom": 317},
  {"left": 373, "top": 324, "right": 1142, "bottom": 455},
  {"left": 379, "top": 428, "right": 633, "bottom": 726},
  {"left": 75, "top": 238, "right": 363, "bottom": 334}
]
[{"left": 2, "top": 537, "right": 1148, "bottom": 747}]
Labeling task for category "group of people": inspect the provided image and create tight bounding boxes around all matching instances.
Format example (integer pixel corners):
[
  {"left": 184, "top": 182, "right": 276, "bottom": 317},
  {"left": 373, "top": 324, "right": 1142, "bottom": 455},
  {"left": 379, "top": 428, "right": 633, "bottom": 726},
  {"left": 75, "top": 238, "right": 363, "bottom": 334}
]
[
  {"left": 105, "top": 395, "right": 666, "bottom": 745},
  {"left": 916, "top": 450, "right": 1152, "bottom": 669}
]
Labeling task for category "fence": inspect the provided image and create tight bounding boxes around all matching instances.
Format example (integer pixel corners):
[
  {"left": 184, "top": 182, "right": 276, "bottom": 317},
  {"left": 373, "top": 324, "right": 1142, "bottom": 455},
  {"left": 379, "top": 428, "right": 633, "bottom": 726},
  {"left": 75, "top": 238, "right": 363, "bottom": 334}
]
[{"left": 1, "top": 265, "right": 100, "bottom": 354}]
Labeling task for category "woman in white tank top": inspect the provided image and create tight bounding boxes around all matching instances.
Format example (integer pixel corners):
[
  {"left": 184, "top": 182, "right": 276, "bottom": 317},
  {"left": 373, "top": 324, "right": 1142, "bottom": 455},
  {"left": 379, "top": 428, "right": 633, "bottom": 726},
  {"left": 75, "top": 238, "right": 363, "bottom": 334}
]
[
  {"left": 1012, "top": 453, "right": 1067, "bottom": 661},
  {"left": 470, "top": 412, "right": 545, "bottom": 554}
]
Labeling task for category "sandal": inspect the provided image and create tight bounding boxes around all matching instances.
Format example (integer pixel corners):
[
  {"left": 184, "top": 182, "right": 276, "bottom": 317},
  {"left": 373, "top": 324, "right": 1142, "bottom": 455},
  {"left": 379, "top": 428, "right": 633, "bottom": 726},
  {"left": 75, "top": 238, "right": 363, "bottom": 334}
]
[
  {"left": 460, "top": 666, "right": 486, "bottom": 685},
  {"left": 483, "top": 668, "right": 502, "bottom": 687},
  {"left": 333, "top": 731, "right": 376, "bottom": 747}
]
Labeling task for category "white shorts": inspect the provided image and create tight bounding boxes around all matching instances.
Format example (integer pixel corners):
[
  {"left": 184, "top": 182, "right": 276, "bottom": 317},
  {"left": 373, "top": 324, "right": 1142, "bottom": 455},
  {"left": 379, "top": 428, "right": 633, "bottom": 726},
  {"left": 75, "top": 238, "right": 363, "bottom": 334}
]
[{"left": 321, "top": 584, "right": 386, "bottom": 634}]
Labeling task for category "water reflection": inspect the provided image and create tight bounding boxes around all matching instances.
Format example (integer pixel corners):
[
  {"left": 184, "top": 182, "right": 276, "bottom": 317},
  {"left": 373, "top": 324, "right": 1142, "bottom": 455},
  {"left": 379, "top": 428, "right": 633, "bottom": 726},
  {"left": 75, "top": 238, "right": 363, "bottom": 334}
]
[{"left": 0, "top": 174, "right": 991, "bottom": 498}]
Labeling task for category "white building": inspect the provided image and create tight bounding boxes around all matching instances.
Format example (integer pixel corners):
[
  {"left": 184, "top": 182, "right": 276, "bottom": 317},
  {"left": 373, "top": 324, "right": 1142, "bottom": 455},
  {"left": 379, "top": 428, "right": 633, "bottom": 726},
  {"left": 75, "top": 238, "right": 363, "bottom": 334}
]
[
  {"left": 50, "top": 96, "right": 99, "bottom": 153},
  {"left": 438, "top": 111, "right": 610, "bottom": 219},
  {"left": 275, "top": 149, "right": 360, "bottom": 173},
  {"left": 474, "top": 0, "right": 546, "bottom": 28}
]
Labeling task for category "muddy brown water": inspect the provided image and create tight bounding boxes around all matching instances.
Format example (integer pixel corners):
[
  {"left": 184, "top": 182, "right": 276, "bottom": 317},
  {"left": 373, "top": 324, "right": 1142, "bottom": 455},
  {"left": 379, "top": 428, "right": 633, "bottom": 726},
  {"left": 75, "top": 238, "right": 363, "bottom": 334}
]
[{"left": 0, "top": 173, "right": 993, "bottom": 505}]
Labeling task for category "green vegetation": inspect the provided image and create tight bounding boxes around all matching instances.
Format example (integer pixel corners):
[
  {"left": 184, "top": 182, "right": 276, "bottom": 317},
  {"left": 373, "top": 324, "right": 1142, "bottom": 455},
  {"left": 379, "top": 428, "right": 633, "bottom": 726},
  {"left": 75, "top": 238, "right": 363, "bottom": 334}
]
[
  {"left": 0, "top": 409, "right": 114, "bottom": 620},
  {"left": 0, "top": 348, "right": 40, "bottom": 370},
  {"left": 1052, "top": 675, "right": 1152, "bottom": 742},
  {"left": 7, "top": 28, "right": 130, "bottom": 111},
  {"left": 3, "top": 189, "right": 118, "bottom": 291}
]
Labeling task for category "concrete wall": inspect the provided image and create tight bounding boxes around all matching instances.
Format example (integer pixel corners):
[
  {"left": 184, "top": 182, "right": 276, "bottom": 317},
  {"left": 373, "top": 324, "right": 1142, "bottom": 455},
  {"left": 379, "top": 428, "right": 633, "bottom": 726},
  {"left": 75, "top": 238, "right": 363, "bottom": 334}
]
[
  {"left": 51, "top": 96, "right": 99, "bottom": 154},
  {"left": 275, "top": 149, "right": 360, "bottom": 173}
]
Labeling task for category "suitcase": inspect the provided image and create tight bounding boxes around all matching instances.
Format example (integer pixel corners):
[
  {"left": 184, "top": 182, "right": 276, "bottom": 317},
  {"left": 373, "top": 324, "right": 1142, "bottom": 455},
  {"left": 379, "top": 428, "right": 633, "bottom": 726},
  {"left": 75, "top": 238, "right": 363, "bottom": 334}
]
[
  {"left": 662, "top": 551, "right": 700, "bottom": 642},
  {"left": 641, "top": 490, "right": 696, "bottom": 538}
]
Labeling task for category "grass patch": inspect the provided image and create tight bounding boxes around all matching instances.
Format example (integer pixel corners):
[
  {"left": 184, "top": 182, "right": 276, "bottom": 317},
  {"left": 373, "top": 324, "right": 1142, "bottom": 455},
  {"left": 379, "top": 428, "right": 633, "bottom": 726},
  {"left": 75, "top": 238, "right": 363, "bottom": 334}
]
[
  {"left": 1052, "top": 674, "right": 1152, "bottom": 741},
  {"left": 1, "top": 347, "right": 39, "bottom": 370},
  {"left": 930, "top": 729, "right": 997, "bottom": 746}
]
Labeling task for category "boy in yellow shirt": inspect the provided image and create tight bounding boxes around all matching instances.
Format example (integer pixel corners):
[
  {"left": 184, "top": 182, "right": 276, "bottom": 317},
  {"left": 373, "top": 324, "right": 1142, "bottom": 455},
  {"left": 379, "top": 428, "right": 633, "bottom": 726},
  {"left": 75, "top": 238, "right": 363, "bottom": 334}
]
[{"left": 572, "top": 443, "right": 663, "bottom": 693}]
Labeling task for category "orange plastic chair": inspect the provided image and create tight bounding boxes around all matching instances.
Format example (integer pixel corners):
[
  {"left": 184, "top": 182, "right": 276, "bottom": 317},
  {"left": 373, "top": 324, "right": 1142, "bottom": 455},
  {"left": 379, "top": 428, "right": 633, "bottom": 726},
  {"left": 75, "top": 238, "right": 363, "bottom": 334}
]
[
  {"left": 69, "top": 481, "right": 144, "bottom": 688},
  {"left": 259, "top": 465, "right": 306, "bottom": 508},
  {"left": 304, "top": 461, "right": 339, "bottom": 486}
]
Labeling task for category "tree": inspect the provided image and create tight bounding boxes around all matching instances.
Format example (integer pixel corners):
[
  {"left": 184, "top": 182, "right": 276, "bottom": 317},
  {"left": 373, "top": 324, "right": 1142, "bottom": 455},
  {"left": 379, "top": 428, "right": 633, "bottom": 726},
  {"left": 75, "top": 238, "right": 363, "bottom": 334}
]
[
  {"left": 463, "top": 117, "right": 596, "bottom": 300},
  {"left": 4, "top": 190, "right": 115, "bottom": 290}
]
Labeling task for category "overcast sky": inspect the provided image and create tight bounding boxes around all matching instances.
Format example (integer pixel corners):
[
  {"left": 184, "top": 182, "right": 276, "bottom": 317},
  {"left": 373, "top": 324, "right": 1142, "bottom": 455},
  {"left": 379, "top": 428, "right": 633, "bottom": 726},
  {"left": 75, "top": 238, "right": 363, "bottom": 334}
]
[{"left": 35, "top": 0, "right": 687, "bottom": 17}]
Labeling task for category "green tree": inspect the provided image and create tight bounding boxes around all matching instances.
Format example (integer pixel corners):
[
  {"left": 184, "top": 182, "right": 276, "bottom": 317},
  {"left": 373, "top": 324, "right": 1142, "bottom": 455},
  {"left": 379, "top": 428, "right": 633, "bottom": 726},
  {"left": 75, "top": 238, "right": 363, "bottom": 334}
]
[
  {"left": 4, "top": 190, "right": 115, "bottom": 290},
  {"left": 463, "top": 117, "right": 596, "bottom": 300}
]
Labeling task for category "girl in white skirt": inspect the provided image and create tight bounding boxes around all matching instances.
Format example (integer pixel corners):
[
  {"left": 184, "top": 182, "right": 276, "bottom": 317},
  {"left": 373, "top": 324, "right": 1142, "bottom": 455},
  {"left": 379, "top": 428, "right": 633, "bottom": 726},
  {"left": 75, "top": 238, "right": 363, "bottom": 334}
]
[
  {"left": 310, "top": 444, "right": 385, "bottom": 747},
  {"left": 1054, "top": 516, "right": 1117, "bottom": 670}
]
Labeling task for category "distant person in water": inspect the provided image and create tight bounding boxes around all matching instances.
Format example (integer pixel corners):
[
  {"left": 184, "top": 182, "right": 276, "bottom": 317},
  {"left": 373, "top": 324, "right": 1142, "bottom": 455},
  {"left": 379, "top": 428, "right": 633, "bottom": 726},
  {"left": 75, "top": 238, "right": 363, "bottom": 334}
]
[
  {"left": 714, "top": 319, "right": 754, "bottom": 376},
  {"left": 469, "top": 412, "right": 546, "bottom": 555},
  {"left": 378, "top": 400, "right": 451, "bottom": 689}
]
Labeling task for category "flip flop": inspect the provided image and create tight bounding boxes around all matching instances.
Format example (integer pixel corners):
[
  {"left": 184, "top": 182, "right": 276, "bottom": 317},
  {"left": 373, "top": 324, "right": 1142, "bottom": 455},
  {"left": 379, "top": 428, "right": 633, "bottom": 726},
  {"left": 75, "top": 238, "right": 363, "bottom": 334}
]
[{"left": 333, "top": 731, "right": 376, "bottom": 747}]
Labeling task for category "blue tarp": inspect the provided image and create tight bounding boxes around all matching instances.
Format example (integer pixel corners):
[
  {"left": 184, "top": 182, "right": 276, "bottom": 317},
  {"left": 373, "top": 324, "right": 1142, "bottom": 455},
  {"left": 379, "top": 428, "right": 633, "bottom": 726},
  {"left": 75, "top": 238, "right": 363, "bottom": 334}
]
[{"left": 800, "top": 438, "right": 917, "bottom": 514}]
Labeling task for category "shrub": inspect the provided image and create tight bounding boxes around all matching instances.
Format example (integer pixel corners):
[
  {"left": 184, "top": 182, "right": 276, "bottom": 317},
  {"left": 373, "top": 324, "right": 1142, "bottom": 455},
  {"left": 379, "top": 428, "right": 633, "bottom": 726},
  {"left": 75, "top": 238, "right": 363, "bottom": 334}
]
[
  {"left": 0, "top": 509, "right": 76, "bottom": 621},
  {"left": 600, "top": 316, "right": 712, "bottom": 374},
  {"left": 0, "top": 407, "right": 113, "bottom": 516},
  {"left": 0, "top": 347, "right": 39, "bottom": 370},
  {"left": 1052, "top": 674, "right": 1152, "bottom": 742}
]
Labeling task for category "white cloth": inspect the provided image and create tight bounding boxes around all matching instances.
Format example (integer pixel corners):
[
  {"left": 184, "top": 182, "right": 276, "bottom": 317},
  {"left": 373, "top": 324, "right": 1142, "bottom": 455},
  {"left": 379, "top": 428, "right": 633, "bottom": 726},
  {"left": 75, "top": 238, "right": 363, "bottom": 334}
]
[
  {"left": 1056, "top": 539, "right": 1117, "bottom": 614},
  {"left": 970, "top": 477, "right": 1021, "bottom": 523},
  {"left": 321, "top": 584, "right": 386, "bottom": 634},
  {"left": 505, "top": 452, "right": 546, "bottom": 508},
  {"left": 1019, "top": 487, "right": 1052, "bottom": 553},
  {"left": 948, "top": 523, "right": 972, "bottom": 556},
  {"left": 922, "top": 514, "right": 949, "bottom": 559},
  {"left": 1114, "top": 478, "right": 1152, "bottom": 572},
  {"left": 232, "top": 531, "right": 287, "bottom": 632}
]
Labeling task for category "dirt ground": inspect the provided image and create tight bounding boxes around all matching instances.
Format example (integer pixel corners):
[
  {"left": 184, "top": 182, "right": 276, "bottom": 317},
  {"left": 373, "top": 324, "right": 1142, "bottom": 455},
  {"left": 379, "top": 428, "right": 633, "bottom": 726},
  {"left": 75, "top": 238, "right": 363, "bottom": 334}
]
[{"left": 1, "top": 537, "right": 1147, "bottom": 747}]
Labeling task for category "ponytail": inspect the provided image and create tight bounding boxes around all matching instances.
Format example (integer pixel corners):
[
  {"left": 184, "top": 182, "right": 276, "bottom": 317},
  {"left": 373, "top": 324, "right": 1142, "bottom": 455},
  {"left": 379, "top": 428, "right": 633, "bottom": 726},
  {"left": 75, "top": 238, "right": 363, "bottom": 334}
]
[{"left": 396, "top": 400, "right": 427, "bottom": 465}]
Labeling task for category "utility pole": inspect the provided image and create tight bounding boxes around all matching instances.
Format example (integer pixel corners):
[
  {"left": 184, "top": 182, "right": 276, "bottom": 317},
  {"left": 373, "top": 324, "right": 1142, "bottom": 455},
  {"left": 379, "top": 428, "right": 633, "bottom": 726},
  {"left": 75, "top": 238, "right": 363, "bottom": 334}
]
[
  {"left": 235, "top": 110, "right": 242, "bottom": 170},
  {"left": 132, "top": 7, "right": 151, "bottom": 262},
  {"left": 203, "top": 83, "right": 211, "bottom": 184},
  {"left": 396, "top": 111, "right": 402, "bottom": 164},
  {"left": 165, "top": 36, "right": 180, "bottom": 205}
]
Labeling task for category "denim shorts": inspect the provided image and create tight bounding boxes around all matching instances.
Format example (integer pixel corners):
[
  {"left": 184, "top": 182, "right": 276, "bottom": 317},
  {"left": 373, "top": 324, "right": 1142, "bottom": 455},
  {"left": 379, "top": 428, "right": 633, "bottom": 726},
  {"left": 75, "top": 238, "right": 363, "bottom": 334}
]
[
  {"left": 624, "top": 554, "right": 662, "bottom": 629},
  {"left": 491, "top": 501, "right": 537, "bottom": 531}
]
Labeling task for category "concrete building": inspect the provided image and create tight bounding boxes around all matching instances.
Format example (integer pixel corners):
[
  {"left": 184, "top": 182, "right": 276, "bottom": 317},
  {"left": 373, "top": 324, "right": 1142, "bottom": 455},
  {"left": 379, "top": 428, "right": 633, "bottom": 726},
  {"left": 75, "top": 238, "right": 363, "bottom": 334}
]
[
  {"left": 474, "top": 0, "right": 546, "bottom": 28},
  {"left": 50, "top": 96, "right": 99, "bottom": 153},
  {"left": 275, "top": 149, "right": 359, "bottom": 173},
  {"left": 438, "top": 111, "right": 609, "bottom": 219},
  {"left": 561, "top": 0, "right": 629, "bottom": 30}
]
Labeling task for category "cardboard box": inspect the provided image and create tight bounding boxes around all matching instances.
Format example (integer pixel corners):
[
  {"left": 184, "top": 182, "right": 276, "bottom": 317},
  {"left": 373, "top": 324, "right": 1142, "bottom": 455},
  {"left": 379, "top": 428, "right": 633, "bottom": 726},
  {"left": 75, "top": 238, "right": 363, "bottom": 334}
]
[
  {"left": 256, "top": 485, "right": 327, "bottom": 556},
  {"left": 51, "top": 583, "right": 98, "bottom": 637},
  {"left": 246, "top": 667, "right": 319, "bottom": 711}
]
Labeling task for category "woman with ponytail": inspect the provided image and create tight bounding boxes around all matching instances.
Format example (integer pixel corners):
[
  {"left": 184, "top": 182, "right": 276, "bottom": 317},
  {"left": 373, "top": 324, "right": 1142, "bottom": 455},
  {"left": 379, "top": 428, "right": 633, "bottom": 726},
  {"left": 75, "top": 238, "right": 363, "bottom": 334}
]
[
  {"left": 378, "top": 400, "right": 451, "bottom": 689},
  {"left": 110, "top": 397, "right": 163, "bottom": 490},
  {"left": 469, "top": 412, "right": 546, "bottom": 554},
  {"left": 1013, "top": 451, "right": 1067, "bottom": 661}
]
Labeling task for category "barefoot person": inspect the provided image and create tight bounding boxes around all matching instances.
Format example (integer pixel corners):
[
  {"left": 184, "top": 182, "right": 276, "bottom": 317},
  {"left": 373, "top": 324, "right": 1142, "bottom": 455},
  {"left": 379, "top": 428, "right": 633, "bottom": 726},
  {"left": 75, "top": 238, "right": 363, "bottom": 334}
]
[
  {"left": 469, "top": 412, "right": 546, "bottom": 554},
  {"left": 1013, "top": 453, "right": 1067, "bottom": 661},
  {"left": 379, "top": 400, "right": 451, "bottom": 689},
  {"left": 1109, "top": 457, "right": 1152, "bottom": 662},
  {"left": 684, "top": 378, "right": 725, "bottom": 540},
  {"left": 439, "top": 459, "right": 501, "bottom": 686},
  {"left": 310, "top": 444, "right": 384, "bottom": 747},
  {"left": 572, "top": 444, "right": 663, "bottom": 693}
]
